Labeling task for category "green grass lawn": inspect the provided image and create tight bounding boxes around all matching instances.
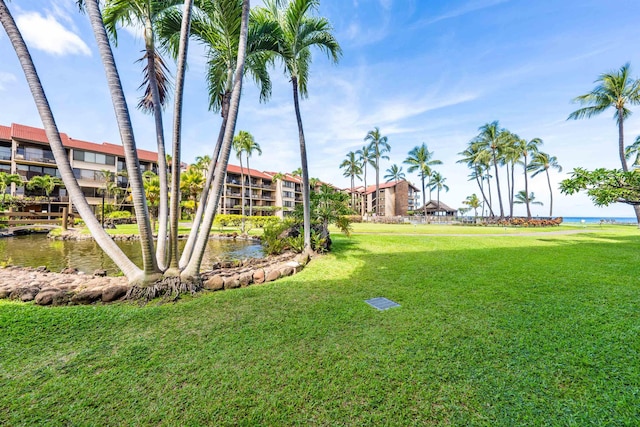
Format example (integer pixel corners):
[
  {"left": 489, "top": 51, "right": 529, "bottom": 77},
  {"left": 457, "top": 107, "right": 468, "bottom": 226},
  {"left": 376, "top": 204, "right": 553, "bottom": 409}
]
[{"left": 2, "top": 227, "right": 640, "bottom": 425}]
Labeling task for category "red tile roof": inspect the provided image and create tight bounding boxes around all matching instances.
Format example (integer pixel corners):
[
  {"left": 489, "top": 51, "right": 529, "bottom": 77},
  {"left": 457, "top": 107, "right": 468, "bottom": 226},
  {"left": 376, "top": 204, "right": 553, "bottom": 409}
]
[
  {"left": 0, "top": 125, "right": 11, "bottom": 141},
  {"left": 263, "top": 171, "right": 303, "bottom": 184},
  {"left": 358, "top": 180, "right": 420, "bottom": 194},
  {"left": 7, "top": 123, "right": 158, "bottom": 162},
  {"left": 226, "top": 163, "right": 274, "bottom": 180}
]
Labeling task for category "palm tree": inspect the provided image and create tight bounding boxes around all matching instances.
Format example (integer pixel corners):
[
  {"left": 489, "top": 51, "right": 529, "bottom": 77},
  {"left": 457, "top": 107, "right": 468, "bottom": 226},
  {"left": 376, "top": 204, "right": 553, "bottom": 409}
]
[
  {"left": 529, "top": 152, "right": 562, "bottom": 217},
  {"left": 232, "top": 131, "right": 249, "bottom": 230},
  {"left": 0, "top": 172, "right": 22, "bottom": 206},
  {"left": 514, "top": 137, "right": 541, "bottom": 218},
  {"left": 463, "top": 193, "right": 481, "bottom": 218},
  {"left": 103, "top": 0, "right": 183, "bottom": 270},
  {"left": 27, "top": 175, "right": 63, "bottom": 219},
  {"left": 355, "top": 144, "right": 375, "bottom": 215},
  {"left": 569, "top": 63, "right": 640, "bottom": 172},
  {"left": 458, "top": 141, "right": 494, "bottom": 217},
  {"left": 365, "top": 127, "right": 390, "bottom": 215},
  {"left": 243, "top": 135, "right": 261, "bottom": 217},
  {"left": 384, "top": 164, "right": 405, "bottom": 183},
  {"left": 429, "top": 172, "right": 448, "bottom": 217},
  {"left": 180, "top": 166, "right": 205, "bottom": 214},
  {"left": 404, "top": 143, "right": 442, "bottom": 217},
  {"left": 258, "top": 0, "right": 342, "bottom": 251},
  {"left": 473, "top": 121, "right": 505, "bottom": 217},
  {"left": 160, "top": 0, "right": 276, "bottom": 268},
  {"left": 514, "top": 190, "right": 543, "bottom": 212},
  {"left": 339, "top": 151, "right": 362, "bottom": 211}
]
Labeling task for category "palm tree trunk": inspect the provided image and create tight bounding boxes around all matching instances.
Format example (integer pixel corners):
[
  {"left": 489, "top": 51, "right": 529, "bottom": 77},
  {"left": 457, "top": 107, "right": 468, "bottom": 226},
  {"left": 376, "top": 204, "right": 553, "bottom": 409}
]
[
  {"left": 181, "top": 0, "right": 249, "bottom": 280},
  {"left": 474, "top": 173, "right": 491, "bottom": 217},
  {"left": 492, "top": 150, "right": 504, "bottom": 217},
  {"left": 179, "top": 107, "right": 227, "bottom": 268},
  {"left": 239, "top": 156, "right": 245, "bottom": 231},
  {"left": 509, "top": 162, "right": 515, "bottom": 217},
  {"left": 421, "top": 175, "right": 427, "bottom": 218},
  {"left": 375, "top": 156, "right": 380, "bottom": 216},
  {"left": 362, "top": 165, "right": 367, "bottom": 215},
  {"left": 167, "top": 0, "right": 194, "bottom": 272},
  {"left": 292, "top": 76, "right": 311, "bottom": 250},
  {"left": 144, "top": 20, "right": 169, "bottom": 271},
  {"left": 84, "top": 0, "right": 159, "bottom": 280},
  {"left": 524, "top": 157, "right": 531, "bottom": 219},
  {"left": 619, "top": 112, "right": 629, "bottom": 172},
  {"left": 545, "top": 168, "right": 553, "bottom": 217},
  {"left": 247, "top": 154, "right": 253, "bottom": 217},
  {"left": 0, "top": 0, "right": 144, "bottom": 282},
  {"left": 486, "top": 170, "right": 494, "bottom": 217}
]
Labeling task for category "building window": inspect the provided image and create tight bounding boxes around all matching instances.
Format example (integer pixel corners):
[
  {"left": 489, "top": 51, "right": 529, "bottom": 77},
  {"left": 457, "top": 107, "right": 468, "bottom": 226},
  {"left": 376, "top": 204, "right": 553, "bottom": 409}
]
[
  {"left": 284, "top": 201, "right": 294, "bottom": 207},
  {"left": 283, "top": 191, "right": 294, "bottom": 198},
  {"left": 73, "top": 150, "right": 115, "bottom": 165},
  {"left": 0, "top": 145, "right": 10, "bottom": 160},
  {"left": 283, "top": 181, "right": 294, "bottom": 188}
]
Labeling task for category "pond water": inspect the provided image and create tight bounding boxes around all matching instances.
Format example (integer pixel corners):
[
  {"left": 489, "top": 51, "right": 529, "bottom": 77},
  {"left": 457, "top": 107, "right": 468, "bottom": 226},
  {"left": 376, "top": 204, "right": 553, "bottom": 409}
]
[{"left": 0, "top": 234, "right": 263, "bottom": 275}]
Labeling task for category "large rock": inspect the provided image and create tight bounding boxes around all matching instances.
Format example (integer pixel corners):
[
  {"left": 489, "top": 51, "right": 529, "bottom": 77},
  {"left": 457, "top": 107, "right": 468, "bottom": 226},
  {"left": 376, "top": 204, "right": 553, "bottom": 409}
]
[
  {"left": 223, "top": 275, "right": 241, "bottom": 289},
  {"left": 61, "top": 267, "right": 78, "bottom": 275},
  {"left": 279, "top": 266, "right": 294, "bottom": 277},
  {"left": 20, "top": 287, "right": 40, "bottom": 302},
  {"left": 238, "top": 272, "right": 253, "bottom": 287},
  {"left": 35, "top": 289, "right": 62, "bottom": 306},
  {"left": 265, "top": 269, "right": 280, "bottom": 282},
  {"left": 72, "top": 288, "right": 104, "bottom": 305},
  {"left": 102, "top": 285, "right": 128, "bottom": 302},
  {"left": 204, "top": 275, "right": 224, "bottom": 291},
  {"left": 253, "top": 269, "right": 265, "bottom": 284}
]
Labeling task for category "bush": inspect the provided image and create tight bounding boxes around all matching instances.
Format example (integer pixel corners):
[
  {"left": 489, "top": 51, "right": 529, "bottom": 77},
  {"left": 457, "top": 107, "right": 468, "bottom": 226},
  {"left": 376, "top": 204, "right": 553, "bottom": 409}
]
[
  {"left": 107, "top": 210, "right": 132, "bottom": 219},
  {"left": 249, "top": 216, "right": 280, "bottom": 228},
  {"left": 261, "top": 219, "right": 289, "bottom": 255}
]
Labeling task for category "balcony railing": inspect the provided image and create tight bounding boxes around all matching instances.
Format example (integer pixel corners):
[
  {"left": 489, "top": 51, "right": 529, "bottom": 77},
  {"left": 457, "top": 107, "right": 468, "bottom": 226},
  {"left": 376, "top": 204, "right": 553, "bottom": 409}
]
[{"left": 24, "top": 155, "right": 57, "bottom": 164}]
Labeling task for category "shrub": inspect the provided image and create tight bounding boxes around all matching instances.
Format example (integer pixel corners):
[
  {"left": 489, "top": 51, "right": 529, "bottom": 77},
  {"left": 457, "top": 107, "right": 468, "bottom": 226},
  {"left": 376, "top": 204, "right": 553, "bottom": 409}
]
[
  {"left": 261, "top": 219, "right": 289, "bottom": 255},
  {"left": 107, "top": 210, "right": 132, "bottom": 219}
]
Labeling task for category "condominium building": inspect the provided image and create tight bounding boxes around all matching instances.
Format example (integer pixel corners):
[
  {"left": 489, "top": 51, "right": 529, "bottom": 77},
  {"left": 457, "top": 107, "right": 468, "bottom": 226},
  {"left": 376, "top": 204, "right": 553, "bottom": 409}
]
[
  {"left": 355, "top": 180, "right": 420, "bottom": 217},
  {"left": 0, "top": 123, "right": 157, "bottom": 213}
]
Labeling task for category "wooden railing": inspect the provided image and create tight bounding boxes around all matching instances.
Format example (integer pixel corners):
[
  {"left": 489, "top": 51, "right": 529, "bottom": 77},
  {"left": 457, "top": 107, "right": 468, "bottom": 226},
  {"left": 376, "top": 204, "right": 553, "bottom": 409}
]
[{"left": 0, "top": 208, "right": 75, "bottom": 230}]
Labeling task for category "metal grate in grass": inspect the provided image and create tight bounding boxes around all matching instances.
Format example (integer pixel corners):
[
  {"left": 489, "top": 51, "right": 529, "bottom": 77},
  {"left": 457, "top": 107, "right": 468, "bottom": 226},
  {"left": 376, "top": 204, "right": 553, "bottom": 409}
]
[{"left": 365, "top": 297, "right": 400, "bottom": 311}]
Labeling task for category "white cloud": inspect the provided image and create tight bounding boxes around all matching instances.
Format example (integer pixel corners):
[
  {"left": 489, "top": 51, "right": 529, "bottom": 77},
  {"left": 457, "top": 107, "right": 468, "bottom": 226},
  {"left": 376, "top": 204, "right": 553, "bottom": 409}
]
[
  {"left": 0, "top": 73, "right": 17, "bottom": 91},
  {"left": 414, "top": 0, "right": 510, "bottom": 27},
  {"left": 379, "top": 0, "right": 392, "bottom": 10},
  {"left": 16, "top": 11, "right": 91, "bottom": 56}
]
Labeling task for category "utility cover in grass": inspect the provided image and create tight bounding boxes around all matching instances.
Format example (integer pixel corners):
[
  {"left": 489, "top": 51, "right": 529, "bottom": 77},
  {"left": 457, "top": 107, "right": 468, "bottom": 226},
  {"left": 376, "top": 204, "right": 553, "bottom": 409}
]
[{"left": 365, "top": 297, "right": 400, "bottom": 311}]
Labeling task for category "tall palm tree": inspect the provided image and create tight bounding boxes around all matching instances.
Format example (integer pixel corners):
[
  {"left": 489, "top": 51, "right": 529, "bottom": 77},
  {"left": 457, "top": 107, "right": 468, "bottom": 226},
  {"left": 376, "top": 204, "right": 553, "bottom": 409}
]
[
  {"left": 514, "top": 137, "right": 541, "bottom": 218},
  {"left": 181, "top": 0, "right": 250, "bottom": 280},
  {"left": 458, "top": 141, "right": 494, "bottom": 217},
  {"left": 473, "top": 121, "right": 505, "bottom": 217},
  {"left": 258, "top": 0, "right": 342, "bottom": 251},
  {"left": 0, "top": 172, "right": 22, "bottom": 205},
  {"left": 429, "top": 171, "right": 448, "bottom": 218},
  {"left": 103, "top": 0, "right": 183, "bottom": 270},
  {"left": 233, "top": 130, "right": 261, "bottom": 217},
  {"left": 404, "top": 142, "right": 442, "bottom": 217},
  {"left": 569, "top": 63, "right": 640, "bottom": 221},
  {"left": 365, "top": 127, "right": 390, "bottom": 216},
  {"left": 355, "top": 144, "right": 375, "bottom": 214},
  {"left": 529, "top": 152, "right": 562, "bottom": 217},
  {"left": 384, "top": 164, "right": 405, "bottom": 182},
  {"left": 339, "top": 151, "right": 362, "bottom": 211},
  {"left": 160, "top": 0, "right": 276, "bottom": 268},
  {"left": 1, "top": 0, "right": 147, "bottom": 283}
]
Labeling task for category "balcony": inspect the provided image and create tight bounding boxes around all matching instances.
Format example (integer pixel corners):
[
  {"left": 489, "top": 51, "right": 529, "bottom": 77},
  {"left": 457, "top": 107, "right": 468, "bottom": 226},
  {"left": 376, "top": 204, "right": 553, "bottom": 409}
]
[{"left": 23, "top": 154, "right": 57, "bottom": 165}]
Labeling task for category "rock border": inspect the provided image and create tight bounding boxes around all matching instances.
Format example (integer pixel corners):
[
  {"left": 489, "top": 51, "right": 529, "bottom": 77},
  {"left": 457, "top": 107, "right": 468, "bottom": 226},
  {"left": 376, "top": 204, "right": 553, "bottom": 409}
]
[{"left": 0, "top": 252, "right": 310, "bottom": 306}]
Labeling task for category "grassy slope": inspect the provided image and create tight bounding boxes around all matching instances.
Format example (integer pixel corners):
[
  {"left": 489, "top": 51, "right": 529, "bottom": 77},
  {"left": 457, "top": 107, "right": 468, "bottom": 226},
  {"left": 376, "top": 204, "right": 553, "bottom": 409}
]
[{"left": 1, "top": 227, "right": 640, "bottom": 425}]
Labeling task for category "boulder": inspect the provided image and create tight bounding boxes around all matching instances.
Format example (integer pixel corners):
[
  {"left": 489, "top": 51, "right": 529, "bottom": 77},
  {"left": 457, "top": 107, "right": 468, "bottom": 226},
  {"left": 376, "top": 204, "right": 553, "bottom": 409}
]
[
  {"left": 223, "top": 275, "right": 240, "bottom": 289},
  {"left": 61, "top": 267, "right": 78, "bottom": 275},
  {"left": 279, "top": 266, "right": 294, "bottom": 277},
  {"left": 253, "top": 269, "right": 265, "bottom": 284},
  {"left": 102, "top": 285, "right": 128, "bottom": 303},
  {"left": 36, "top": 266, "right": 49, "bottom": 273},
  {"left": 72, "top": 288, "right": 104, "bottom": 305},
  {"left": 20, "top": 287, "right": 40, "bottom": 302},
  {"left": 238, "top": 272, "right": 253, "bottom": 287},
  {"left": 203, "top": 275, "right": 224, "bottom": 291},
  {"left": 265, "top": 269, "right": 280, "bottom": 282},
  {"left": 35, "top": 290, "right": 61, "bottom": 306},
  {"left": 52, "top": 291, "right": 72, "bottom": 306}
]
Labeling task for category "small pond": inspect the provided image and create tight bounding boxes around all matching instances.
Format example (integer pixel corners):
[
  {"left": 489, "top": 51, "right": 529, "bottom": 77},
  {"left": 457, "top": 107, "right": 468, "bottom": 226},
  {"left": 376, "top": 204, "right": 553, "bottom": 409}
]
[{"left": 0, "top": 234, "right": 263, "bottom": 275}]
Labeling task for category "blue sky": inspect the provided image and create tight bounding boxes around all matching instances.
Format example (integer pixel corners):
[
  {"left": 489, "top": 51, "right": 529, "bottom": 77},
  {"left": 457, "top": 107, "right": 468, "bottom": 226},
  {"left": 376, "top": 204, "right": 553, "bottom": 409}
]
[{"left": 2, "top": 0, "right": 640, "bottom": 217}]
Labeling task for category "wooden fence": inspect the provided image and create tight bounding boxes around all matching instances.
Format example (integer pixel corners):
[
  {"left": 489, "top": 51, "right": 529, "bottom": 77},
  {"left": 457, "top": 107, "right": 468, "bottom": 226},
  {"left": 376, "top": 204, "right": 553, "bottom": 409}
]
[{"left": 0, "top": 208, "right": 75, "bottom": 230}]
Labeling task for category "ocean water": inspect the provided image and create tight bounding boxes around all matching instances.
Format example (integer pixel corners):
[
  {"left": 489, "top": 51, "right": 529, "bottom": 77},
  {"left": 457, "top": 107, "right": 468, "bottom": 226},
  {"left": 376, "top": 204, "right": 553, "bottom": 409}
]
[{"left": 562, "top": 217, "right": 637, "bottom": 224}]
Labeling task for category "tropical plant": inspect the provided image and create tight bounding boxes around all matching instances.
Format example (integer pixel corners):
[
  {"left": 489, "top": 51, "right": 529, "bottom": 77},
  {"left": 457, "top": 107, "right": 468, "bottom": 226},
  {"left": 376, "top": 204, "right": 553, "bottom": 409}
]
[
  {"left": 365, "top": 126, "right": 390, "bottom": 215},
  {"left": 0, "top": 172, "right": 22, "bottom": 205},
  {"left": 27, "top": 175, "right": 63, "bottom": 218},
  {"left": 529, "top": 151, "right": 562, "bottom": 217},
  {"left": 457, "top": 141, "right": 494, "bottom": 217},
  {"left": 257, "top": 0, "right": 342, "bottom": 251},
  {"left": 472, "top": 121, "right": 506, "bottom": 217},
  {"left": 568, "top": 63, "right": 640, "bottom": 221},
  {"left": 404, "top": 142, "right": 442, "bottom": 216},
  {"left": 514, "top": 191, "right": 543, "bottom": 211},
  {"left": 355, "top": 144, "right": 375, "bottom": 214},
  {"left": 384, "top": 164, "right": 405, "bottom": 183},
  {"left": 514, "top": 137, "right": 541, "bottom": 218},
  {"left": 180, "top": 165, "right": 205, "bottom": 213},
  {"left": 429, "top": 171, "right": 448, "bottom": 216},
  {"left": 339, "top": 151, "right": 362, "bottom": 211},
  {"left": 463, "top": 193, "right": 481, "bottom": 217},
  {"left": 560, "top": 167, "right": 640, "bottom": 207}
]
